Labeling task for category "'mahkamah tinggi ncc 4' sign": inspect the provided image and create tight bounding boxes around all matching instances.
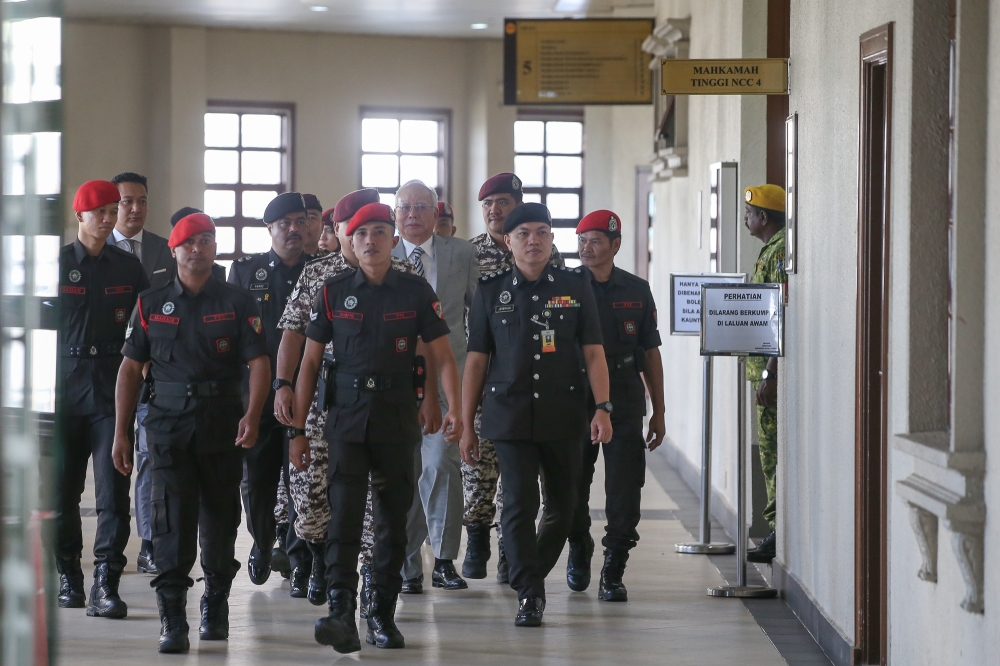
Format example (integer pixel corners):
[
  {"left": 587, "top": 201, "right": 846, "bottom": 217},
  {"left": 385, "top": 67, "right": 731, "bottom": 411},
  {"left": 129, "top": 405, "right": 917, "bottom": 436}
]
[
  {"left": 661, "top": 58, "right": 789, "bottom": 95},
  {"left": 669, "top": 273, "right": 746, "bottom": 335},
  {"left": 700, "top": 283, "right": 784, "bottom": 356}
]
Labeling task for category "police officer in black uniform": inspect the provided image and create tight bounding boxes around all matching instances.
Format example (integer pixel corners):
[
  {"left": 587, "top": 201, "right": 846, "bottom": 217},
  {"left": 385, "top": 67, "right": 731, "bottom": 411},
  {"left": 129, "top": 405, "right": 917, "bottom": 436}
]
[
  {"left": 289, "top": 202, "right": 463, "bottom": 654},
  {"left": 566, "top": 210, "right": 665, "bottom": 602},
  {"left": 228, "top": 192, "right": 313, "bottom": 586},
  {"left": 112, "top": 212, "right": 270, "bottom": 653},
  {"left": 57, "top": 180, "right": 149, "bottom": 617},
  {"left": 461, "top": 202, "right": 613, "bottom": 628}
]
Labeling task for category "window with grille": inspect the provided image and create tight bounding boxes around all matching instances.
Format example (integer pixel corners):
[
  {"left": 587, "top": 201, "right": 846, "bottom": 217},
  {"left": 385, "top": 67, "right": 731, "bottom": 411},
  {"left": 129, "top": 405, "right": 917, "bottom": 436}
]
[
  {"left": 514, "top": 113, "right": 584, "bottom": 263},
  {"left": 360, "top": 108, "right": 450, "bottom": 207},
  {"left": 203, "top": 103, "right": 294, "bottom": 267}
]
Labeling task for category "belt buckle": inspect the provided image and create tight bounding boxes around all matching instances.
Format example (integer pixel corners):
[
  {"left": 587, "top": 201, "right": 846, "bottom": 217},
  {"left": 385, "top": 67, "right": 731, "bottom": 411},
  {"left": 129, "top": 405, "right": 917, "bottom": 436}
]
[{"left": 365, "top": 377, "right": 376, "bottom": 390}]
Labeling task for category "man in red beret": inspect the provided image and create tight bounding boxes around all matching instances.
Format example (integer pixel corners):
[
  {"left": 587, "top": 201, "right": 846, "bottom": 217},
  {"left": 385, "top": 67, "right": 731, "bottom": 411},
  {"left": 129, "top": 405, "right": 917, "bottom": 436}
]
[
  {"left": 434, "top": 201, "right": 457, "bottom": 237},
  {"left": 57, "top": 180, "right": 149, "bottom": 619}
]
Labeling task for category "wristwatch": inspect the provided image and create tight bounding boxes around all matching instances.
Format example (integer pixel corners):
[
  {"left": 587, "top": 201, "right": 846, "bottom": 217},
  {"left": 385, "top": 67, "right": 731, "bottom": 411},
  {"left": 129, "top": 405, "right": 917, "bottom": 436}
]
[
  {"left": 273, "top": 378, "right": 293, "bottom": 391},
  {"left": 285, "top": 426, "right": 306, "bottom": 439},
  {"left": 761, "top": 370, "right": 771, "bottom": 381},
  {"left": 595, "top": 401, "right": 614, "bottom": 414}
]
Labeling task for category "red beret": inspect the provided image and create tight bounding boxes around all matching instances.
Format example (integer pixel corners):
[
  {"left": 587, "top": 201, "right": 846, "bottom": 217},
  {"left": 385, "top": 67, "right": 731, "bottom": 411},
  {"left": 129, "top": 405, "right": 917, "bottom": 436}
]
[
  {"left": 321, "top": 208, "right": 336, "bottom": 226},
  {"left": 303, "top": 193, "right": 323, "bottom": 212},
  {"left": 168, "top": 213, "right": 216, "bottom": 248},
  {"left": 478, "top": 172, "right": 523, "bottom": 201},
  {"left": 73, "top": 180, "right": 121, "bottom": 212},
  {"left": 333, "top": 189, "right": 381, "bottom": 223},
  {"left": 437, "top": 201, "right": 454, "bottom": 219},
  {"left": 576, "top": 209, "right": 623, "bottom": 236},
  {"left": 346, "top": 203, "right": 395, "bottom": 236}
]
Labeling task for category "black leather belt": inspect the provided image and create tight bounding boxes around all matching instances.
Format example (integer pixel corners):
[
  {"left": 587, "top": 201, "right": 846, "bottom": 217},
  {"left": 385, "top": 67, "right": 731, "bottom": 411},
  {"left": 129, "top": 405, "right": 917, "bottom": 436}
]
[
  {"left": 606, "top": 353, "right": 637, "bottom": 372},
  {"left": 335, "top": 373, "right": 412, "bottom": 392},
  {"left": 60, "top": 343, "right": 122, "bottom": 358},
  {"left": 153, "top": 380, "right": 241, "bottom": 398}
]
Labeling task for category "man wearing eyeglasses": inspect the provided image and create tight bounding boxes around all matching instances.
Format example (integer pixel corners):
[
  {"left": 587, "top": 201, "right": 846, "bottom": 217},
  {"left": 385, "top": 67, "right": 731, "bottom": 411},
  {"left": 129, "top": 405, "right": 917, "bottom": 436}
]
[
  {"left": 228, "top": 192, "right": 314, "bottom": 586},
  {"left": 392, "top": 180, "right": 480, "bottom": 594}
]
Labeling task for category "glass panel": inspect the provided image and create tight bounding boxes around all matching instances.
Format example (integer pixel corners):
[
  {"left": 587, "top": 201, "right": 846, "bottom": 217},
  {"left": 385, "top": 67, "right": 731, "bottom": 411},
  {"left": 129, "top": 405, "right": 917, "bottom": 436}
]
[
  {"left": 204, "top": 190, "right": 236, "bottom": 218},
  {"left": 3, "top": 329, "right": 25, "bottom": 409},
  {"left": 4, "top": 17, "right": 61, "bottom": 104},
  {"left": 34, "top": 132, "right": 60, "bottom": 195},
  {"left": 545, "top": 121, "right": 583, "bottom": 154},
  {"left": 243, "top": 190, "right": 278, "bottom": 219},
  {"left": 379, "top": 192, "right": 396, "bottom": 207},
  {"left": 514, "top": 155, "right": 544, "bottom": 188},
  {"left": 3, "top": 235, "right": 25, "bottom": 295},
  {"left": 216, "top": 259, "right": 234, "bottom": 278},
  {"left": 33, "top": 236, "right": 60, "bottom": 296},
  {"left": 399, "top": 120, "right": 438, "bottom": 153},
  {"left": 546, "top": 156, "right": 582, "bottom": 188},
  {"left": 522, "top": 192, "right": 542, "bottom": 204},
  {"left": 552, "top": 227, "right": 577, "bottom": 255},
  {"left": 30, "top": 329, "right": 56, "bottom": 413},
  {"left": 514, "top": 120, "right": 544, "bottom": 153},
  {"left": 242, "top": 226, "right": 272, "bottom": 254},
  {"left": 204, "top": 150, "right": 239, "bottom": 184},
  {"left": 216, "top": 226, "right": 236, "bottom": 255},
  {"left": 361, "top": 118, "right": 399, "bottom": 153},
  {"left": 241, "top": 151, "right": 281, "bottom": 184},
  {"left": 3, "top": 134, "right": 31, "bottom": 195},
  {"left": 205, "top": 113, "right": 239, "bottom": 148},
  {"left": 361, "top": 154, "right": 399, "bottom": 188},
  {"left": 547, "top": 193, "right": 580, "bottom": 219},
  {"left": 241, "top": 114, "right": 282, "bottom": 148},
  {"left": 399, "top": 155, "right": 438, "bottom": 188}
]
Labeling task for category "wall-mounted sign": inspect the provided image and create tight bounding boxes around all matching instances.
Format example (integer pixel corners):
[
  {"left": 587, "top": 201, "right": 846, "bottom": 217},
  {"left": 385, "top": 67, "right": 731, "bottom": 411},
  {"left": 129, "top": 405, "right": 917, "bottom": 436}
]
[
  {"left": 504, "top": 18, "right": 655, "bottom": 105},
  {"left": 700, "top": 283, "right": 785, "bottom": 356},
  {"left": 669, "top": 272, "right": 747, "bottom": 335},
  {"left": 661, "top": 58, "right": 789, "bottom": 95}
]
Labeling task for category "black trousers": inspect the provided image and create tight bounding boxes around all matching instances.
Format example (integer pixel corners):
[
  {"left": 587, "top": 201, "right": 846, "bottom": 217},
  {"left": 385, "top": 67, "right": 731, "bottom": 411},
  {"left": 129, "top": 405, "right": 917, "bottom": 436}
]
[
  {"left": 57, "top": 414, "right": 132, "bottom": 571},
  {"left": 324, "top": 438, "right": 414, "bottom": 596},
  {"left": 148, "top": 440, "right": 244, "bottom": 589},
  {"left": 569, "top": 417, "right": 645, "bottom": 551},
  {"left": 241, "top": 416, "right": 285, "bottom": 554},
  {"left": 493, "top": 437, "right": 584, "bottom": 601}
]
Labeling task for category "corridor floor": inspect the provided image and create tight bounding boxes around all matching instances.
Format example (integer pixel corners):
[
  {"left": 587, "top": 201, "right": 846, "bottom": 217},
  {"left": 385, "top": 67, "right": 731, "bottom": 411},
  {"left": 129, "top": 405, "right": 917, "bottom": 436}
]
[{"left": 58, "top": 450, "right": 792, "bottom": 665}]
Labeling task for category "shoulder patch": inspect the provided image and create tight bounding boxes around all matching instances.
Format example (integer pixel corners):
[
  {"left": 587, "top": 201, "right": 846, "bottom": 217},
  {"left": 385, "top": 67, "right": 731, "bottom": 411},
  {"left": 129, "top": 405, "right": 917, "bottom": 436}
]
[{"left": 479, "top": 266, "right": 511, "bottom": 283}]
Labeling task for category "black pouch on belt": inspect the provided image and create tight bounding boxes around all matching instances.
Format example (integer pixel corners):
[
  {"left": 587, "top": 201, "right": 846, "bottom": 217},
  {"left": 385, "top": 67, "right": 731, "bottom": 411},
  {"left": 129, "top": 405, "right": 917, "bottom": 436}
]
[
  {"left": 413, "top": 355, "right": 427, "bottom": 402},
  {"left": 139, "top": 373, "right": 154, "bottom": 404},
  {"left": 318, "top": 355, "right": 337, "bottom": 409}
]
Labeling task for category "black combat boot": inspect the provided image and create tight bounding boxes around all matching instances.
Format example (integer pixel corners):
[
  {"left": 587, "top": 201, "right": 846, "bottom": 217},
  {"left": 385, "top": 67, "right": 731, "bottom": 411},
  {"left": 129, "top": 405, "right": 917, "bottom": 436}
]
[
  {"left": 566, "top": 532, "right": 595, "bottom": 592},
  {"left": 359, "top": 564, "right": 373, "bottom": 619},
  {"left": 597, "top": 549, "right": 629, "bottom": 602},
  {"left": 137, "top": 540, "right": 159, "bottom": 575},
  {"left": 199, "top": 578, "right": 231, "bottom": 640},
  {"left": 247, "top": 543, "right": 271, "bottom": 585},
  {"left": 271, "top": 523, "right": 291, "bottom": 578},
  {"left": 289, "top": 565, "right": 309, "bottom": 598},
  {"left": 514, "top": 597, "right": 545, "bottom": 627},
  {"left": 496, "top": 537, "right": 509, "bottom": 584},
  {"left": 314, "top": 588, "right": 361, "bottom": 654},
  {"left": 365, "top": 588, "right": 404, "bottom": 649},
  {"left": 306, "top": 541, "right": 327, "bottom": 606},
  {"left": 461, "top": 524, "right": 490, "bottom": 579},
  {"left": 86, "top": 563, "right": 128, "bottom": 618},
  {"left": 746, "top": 530, "right": 776, "bottom": 563},
  {"left": 57, "top": 558, "right": 86, "bottom": 609},
  {"left": 156, "top": 585, "right": 190, "bottom": 654}
]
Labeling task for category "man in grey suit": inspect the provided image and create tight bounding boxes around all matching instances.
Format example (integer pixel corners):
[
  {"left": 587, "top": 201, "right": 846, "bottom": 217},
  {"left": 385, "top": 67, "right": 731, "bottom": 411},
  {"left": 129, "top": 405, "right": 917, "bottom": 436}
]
[{"left": 393, "top": 180, "right": 480, "bottom": 592}]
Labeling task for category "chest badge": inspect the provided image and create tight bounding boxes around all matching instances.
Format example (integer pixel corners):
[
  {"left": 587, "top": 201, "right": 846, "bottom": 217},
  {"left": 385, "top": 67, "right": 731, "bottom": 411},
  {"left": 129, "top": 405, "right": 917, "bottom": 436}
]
[
  {"left": 162, "top": 302, "right": 175, "bottom": 315},
  {"left": 69, "top": 270, "right": 81, "bottom": 283},
  {"left": 624, "top": 320, "right": 636, "bottom": 335},
  {"left": 499, "top": 291, "right": 511, "bottom": 305},
  {"left": 541, "top": 329, "right": 556, "bottom": 353},
  {"left": 344, "top": 295, "right": 358, "bottom": 310},
  {"left": 255, "top": 268, "right": 268, "bottom": 281}
]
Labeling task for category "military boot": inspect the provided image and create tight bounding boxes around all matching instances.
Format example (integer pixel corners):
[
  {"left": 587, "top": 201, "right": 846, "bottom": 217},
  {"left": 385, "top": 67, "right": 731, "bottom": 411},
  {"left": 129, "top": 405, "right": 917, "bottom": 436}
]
[
  {"left": 365, "top": 588, "right": 404, "bottom": 649},
  {"left": 156, "top": 586, "right": 190, "bottom": 654},
  {"left": 86, "top": 563, "right": 128, "bottom": 618},
  {"left": 496, "top": 537, "right": 509, "bottom": 584},
  {"left": 199, "top": 578, "right": 231, "bottom": 640},
  {"left": 289, "top": 564, "right": 310, "bottom": 598},
  {"left": 271, "top": 523, "right": 291, "bottom": 578},
  {"left": 359, "top": 563, "right": 373, "bottom": 619},
  {"left": 314, "top": 588, "right": 361, "bottom": 654},
  {"left": 57, "top": 558, "right": 86, "bottom": 609},
  {"left": 746, "top": 530, "right": 776, "bottom": 563},
  {"left": 597, "top": 549, "right": 629, "bottom": 602},
  {"left": 566, "top": 532, "right": 595, "bottom": 592},
  {"left": 306, "top": 541, "right": 327, "bottom": 606},
  {"left": 461, "top": 524, "right": 490, "bottom": 579},
  {"left": 247, "top": 543, "right": 271, "bottom": 585}
]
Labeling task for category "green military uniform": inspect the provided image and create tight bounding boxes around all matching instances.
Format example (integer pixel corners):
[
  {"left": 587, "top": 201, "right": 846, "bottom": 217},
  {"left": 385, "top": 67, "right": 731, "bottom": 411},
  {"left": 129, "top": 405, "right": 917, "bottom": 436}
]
[{"left": 746, "top": 226, "right": 786, "bottom": 529}]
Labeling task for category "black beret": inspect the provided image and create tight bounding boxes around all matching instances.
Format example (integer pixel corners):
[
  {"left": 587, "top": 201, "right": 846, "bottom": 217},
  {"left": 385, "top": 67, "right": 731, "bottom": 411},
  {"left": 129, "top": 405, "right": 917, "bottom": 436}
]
[
  {"left": 502, "top": 202, "right": 552, "bottom": 234},
  {"left": 263, "top": 191, "right": 307, "bottom": 224},
  {"left": 170, "top": 206, "right": 203, "bottom": 227}
]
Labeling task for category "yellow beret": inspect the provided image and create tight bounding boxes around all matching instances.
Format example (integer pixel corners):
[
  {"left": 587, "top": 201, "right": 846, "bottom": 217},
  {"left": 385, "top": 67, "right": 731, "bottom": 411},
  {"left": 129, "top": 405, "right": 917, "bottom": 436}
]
[{"left": 743, "top": 184, "right": 786, "bottom": 213}]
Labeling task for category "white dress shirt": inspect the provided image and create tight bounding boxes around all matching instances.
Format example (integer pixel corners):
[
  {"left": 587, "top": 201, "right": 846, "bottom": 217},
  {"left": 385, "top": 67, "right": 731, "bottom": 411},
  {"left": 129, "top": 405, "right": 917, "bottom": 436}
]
[
  {"left": 111, "top": 228, "right": 144, "bottom": 262},
  {"left": 401, "top": 235, "right": 436, "bottom": 291}
]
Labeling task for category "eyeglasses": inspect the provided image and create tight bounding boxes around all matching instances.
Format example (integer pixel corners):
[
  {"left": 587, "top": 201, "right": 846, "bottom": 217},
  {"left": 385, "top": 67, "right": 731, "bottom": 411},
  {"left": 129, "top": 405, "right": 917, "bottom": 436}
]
[{"left": 396, "top": 204, "right": 435, "bottom": 214}]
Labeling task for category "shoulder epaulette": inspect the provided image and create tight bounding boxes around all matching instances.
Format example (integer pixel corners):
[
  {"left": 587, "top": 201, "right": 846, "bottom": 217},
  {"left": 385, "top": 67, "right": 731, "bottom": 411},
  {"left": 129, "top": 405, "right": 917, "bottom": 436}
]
[
  {"left": 557, "top": 265, "right": 583, "bottom": 274},
  {"left": 236, "top": 254, "right": 255, "bottom": 263},
  {"left": 325, "top": 269, "right": 356, "bottom": 285},
  {"left": 479, "top": 266, "right": 512, "bottom": 283}
]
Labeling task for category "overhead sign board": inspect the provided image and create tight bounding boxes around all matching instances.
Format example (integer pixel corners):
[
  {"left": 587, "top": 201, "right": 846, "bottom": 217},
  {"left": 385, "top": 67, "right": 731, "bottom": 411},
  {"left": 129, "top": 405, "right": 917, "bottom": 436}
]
[
  {"left": 669, "top": 272, "right": 747, "bottom": 335},
  {"left": 504, "top": 19, "right": 654, "bottom": 105},
  {"left": 700, "top": 283, "right": 785, "bottom": 356},
  {"left": 661, "top": 58, "right": 789, "bottom": 95}
]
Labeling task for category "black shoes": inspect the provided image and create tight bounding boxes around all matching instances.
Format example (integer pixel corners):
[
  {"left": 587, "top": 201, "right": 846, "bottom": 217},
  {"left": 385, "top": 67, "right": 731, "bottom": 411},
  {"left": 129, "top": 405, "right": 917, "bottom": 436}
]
[
  {"left": 566, "top": 533, "right": 595, "bottom": 592},
  {"left": 248, "top": 544, "right": 271, "bottom": 585},
  {"left": 359, "top": 564, "right": 373, "bottom": 619},
  {"left": 199, "top": 582, "right": 230, "bottom": 641},
  {"left": 307, "top": 542, "right": 327, "bottom": 606},
  {"left": 598, "top": 549, "right": 629, "bottom": 602},
  {"left": 137, "top": 540, "right": 159, "bottom": 575},
  {"left": 515, "top": 597, "right": 545, "bottom": 627},
  {"left": 432, "top": 559, "right": 468, "bottom": 590},
  {"left": 747, "top": 530, "right": 776, "bottom": 563},
  {"left": 461, "top": 524, "right": 490, "bottom": 579},
  {"left": 271, "top": 523, "right": 291, "bottom": 579},
  {"left": 57, "top": 560, "right": 86, "bottom": 609},
  {"left": 400, "top": 577, "right": 423, "bottom": 594},
  {"left": 289, "top": 566, "right": 309, "bottom": 598},
  {"left": 86, "top": 563, "right": 128, "bottom": 618},
  {"left": 156, "top": 586, "right": 190, "bottom": 654},
  {"left": 366, "top": 588, "right": 404, "bottom": 649},
  {"left": 315, "top": 588, "right": 361, "bottom": 654},
  {"left": 496, "top": 537, "right": 509, "bottom": 584}
]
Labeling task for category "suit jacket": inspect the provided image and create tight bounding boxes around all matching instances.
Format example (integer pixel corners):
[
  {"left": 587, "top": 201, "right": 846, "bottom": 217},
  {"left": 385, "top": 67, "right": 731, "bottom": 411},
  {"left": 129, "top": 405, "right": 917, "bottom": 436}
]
[{"left": 108, "top": 229, "right": 225, "bottom": 287}]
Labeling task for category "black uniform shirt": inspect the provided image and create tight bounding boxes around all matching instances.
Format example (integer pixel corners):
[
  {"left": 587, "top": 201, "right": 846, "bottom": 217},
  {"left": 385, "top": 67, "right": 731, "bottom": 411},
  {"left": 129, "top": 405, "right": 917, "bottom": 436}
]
[
  {"left": 588, "top": 267, "right": 661, "bottom": 420},
  {"left": 306, "top": 267, "right": 450, "bottom": 444},
  {"left": 59, "top": 240, "right": 149, "bottom": 416},
  {"left": 468, "top": 263, "right": 603, "bottom": 442},
  {"left": 122, "top": 276, "right": 268, "bottom": 452}
]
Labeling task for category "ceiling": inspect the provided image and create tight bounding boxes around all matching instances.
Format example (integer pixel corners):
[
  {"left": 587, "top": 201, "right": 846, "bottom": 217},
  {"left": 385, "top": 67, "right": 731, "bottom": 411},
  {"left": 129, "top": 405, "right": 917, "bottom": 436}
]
[{"left": 65, "top": 0, "right": 656, "bottom": 39}]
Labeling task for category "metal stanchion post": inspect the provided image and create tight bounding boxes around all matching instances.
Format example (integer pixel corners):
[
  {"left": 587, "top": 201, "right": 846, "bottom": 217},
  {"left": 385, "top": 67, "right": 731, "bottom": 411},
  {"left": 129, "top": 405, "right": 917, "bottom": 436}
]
[
  {"left": 675, "top": 355, "right": 735, "bottom": 554},
  {"left": 707, "top": 356, "right": 777, "bottom": 598}
]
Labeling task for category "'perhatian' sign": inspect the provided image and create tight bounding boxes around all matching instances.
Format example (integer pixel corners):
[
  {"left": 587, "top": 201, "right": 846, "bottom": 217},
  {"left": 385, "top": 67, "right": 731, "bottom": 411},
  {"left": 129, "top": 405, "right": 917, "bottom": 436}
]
[
  {"left": 669, "top": 273, "right": 746, "bottom": 335},
  {"left": 661, "top": 58, "right": 789, "bottom": 95},
  {"left": 700, "top": 283, "right": 785, "bottom": 356}
]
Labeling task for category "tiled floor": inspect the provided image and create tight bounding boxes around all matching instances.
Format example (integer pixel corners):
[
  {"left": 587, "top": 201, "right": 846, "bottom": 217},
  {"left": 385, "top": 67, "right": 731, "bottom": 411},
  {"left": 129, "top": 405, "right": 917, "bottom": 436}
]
[{"left": 59, "top": 450, "right": 801, "bottom": 664}]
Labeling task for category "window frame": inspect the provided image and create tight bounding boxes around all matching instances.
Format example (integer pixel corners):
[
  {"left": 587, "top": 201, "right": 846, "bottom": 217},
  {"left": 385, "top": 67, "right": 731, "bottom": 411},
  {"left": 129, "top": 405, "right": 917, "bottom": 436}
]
[
  {"left": 358, "top": 106, "right": 452, "bottom": 204},
  {"left": 204, "top": 100, "right": 296, "bottom": 260}
]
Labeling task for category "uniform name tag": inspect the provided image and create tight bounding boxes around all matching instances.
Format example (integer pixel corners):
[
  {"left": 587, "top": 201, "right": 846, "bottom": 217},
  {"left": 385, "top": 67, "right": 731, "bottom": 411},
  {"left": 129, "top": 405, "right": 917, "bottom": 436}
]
[
  {"left": 150, "top": 314, "right": 180, "bottom": 325},
  {"left": 541, "top": 329, "right": 557, "bottom": 353},
  {"left": 203, "top": 312, "right": 236, "bottom": 323},
  {"left": 613, "top": 301, "right": 643, "bottom": 309},
  {"left": 60, "top": 286, "right": 86, "bottom": 295},
  {"left": 494, "top": 305, "right": 514, "bottom": 313},
  {"left": 250, "top": 283, "right": 269, "bottom": 291},
  {"left": 105, "top": 286, "right": 133, "bottom": 295},
  {"left": 332, "top": 310, "right": 363, "bottom": 321},
  {"left": 384, "top": 311, "right": 416, "bottom": 321}
]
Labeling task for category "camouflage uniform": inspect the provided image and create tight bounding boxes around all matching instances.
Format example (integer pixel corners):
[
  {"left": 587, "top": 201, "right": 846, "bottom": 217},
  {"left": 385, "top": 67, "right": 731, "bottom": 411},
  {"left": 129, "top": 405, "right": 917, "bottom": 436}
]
[
  {"left": 465, "top": 233, "right": 563, "bottom": 531},
  {"left": 274, "top": 473, "right": 288, "bottom": 524},
  {"left": 746, "top": 227, "right": 786, "bottom": 529}
]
